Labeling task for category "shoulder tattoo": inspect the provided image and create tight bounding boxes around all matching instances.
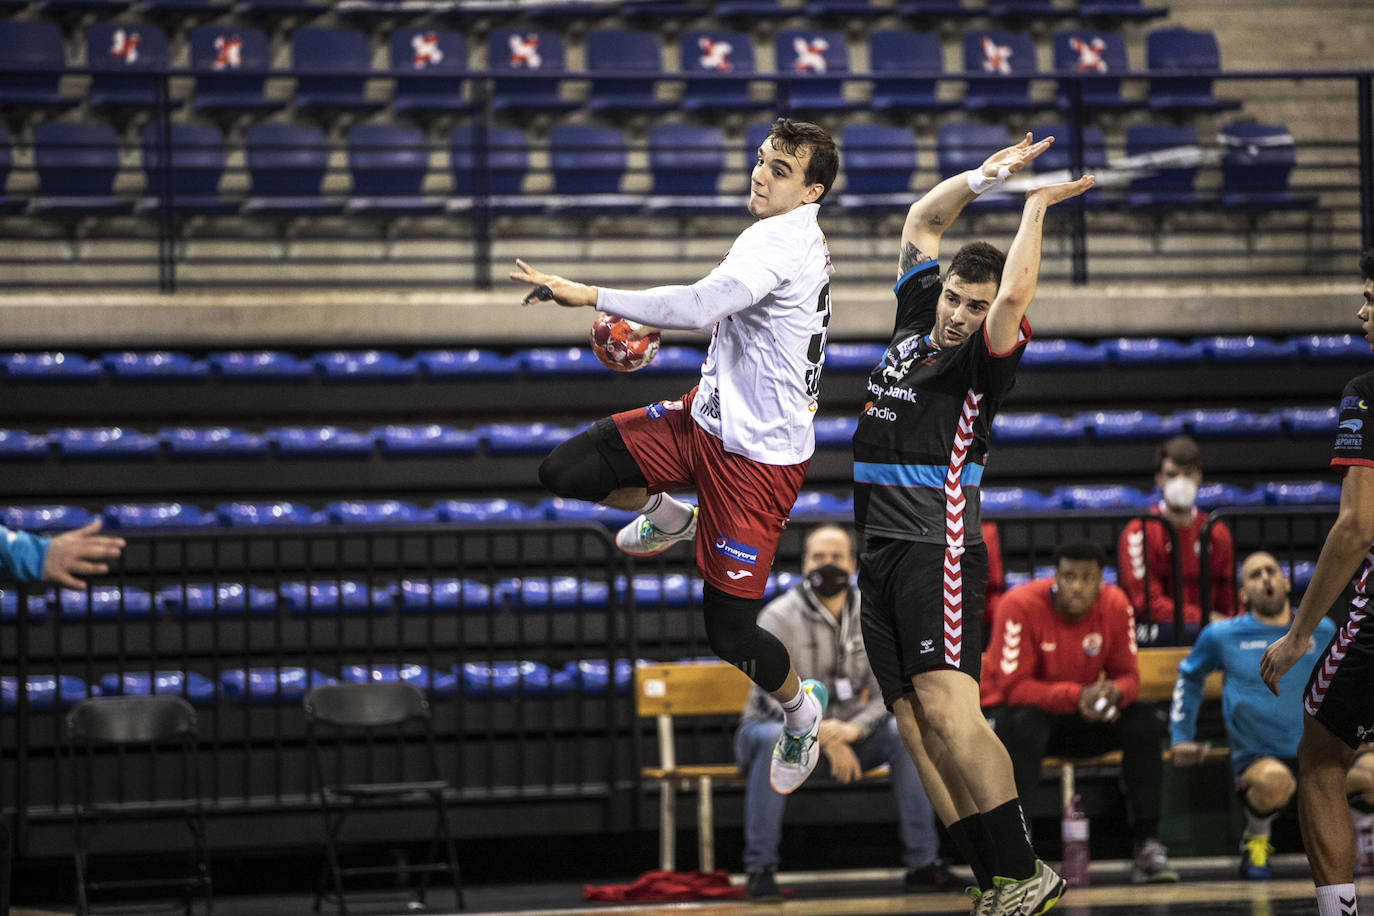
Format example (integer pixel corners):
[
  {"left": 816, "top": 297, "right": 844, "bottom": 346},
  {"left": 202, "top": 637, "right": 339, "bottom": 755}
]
[{"left": 899, "top": 242, "right": 933, "bottom": 274}]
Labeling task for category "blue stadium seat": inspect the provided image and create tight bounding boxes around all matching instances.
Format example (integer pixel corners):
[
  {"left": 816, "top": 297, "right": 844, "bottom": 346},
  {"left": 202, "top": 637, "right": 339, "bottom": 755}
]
[
  {"left": 1, "top": 589, "right": 49, "bottom": 623},
  {"left": 234, "top": 0, "right": 328, "bottom": 21},
  {"left": 1124, "top": 124, "right": 1208, "bottom": 209},
  {"left": 987, "top": 0, "right": 1061, "bottom": 19},
  {"left": 1286, "top": 560, "right": 1315, "bottom": 592},
  {"left": 1053, "top": 484, "right": 1152, "bottom": 511},
  {"left": 963, "top": 30, "right": 1044, "bottom": 113},
  {"left": 325, "top": 499, "right": 434, "bottom": 525},
  {"left": 1078, "top": 0, "right": 1167, "bottom": 19},
  {"left": 645, "top": 123, "right": 737, "bottom": 217},
  {"left": 219, "top": 667, "right": 336, "bottom": 704},
  {"left": 376, "top": 425, "right": 479, "bottom": 456},
  {"left": 390, "top": 28, "right": 472, "bottom": 117},
  {"left": 459, "top": 661, "right": 569, "bottom": 697},
  {"left": 100, "top": 671, "right": 216, "bottom": 705},
  {"left": 103, "top": 351, "right": 210, "bottom": 379},
  {"left": 480, "top": 423, "right": 575, "bottom": 454},
  {"left": 1146, "top": 28, "right": 1242, "bottom": 112},
  {"left": 315, "top": 349, "right": 418, "bottom": 380},
  {"left": 142, "top": 0, "right": 230, "bottom": 17},
  {"left": 937, "top": 123, "right": 1019, "bottom": 210},
  {"left": 539, "top": 497, "right": 637, "bottom": 527},
  {"left": 2, "top": 674, "right": 95, "bottom": 712},
  {"left": 209, "top": 350, "right": 315, "bottom": 379},
  {"left": 838, "top": 124, "right": 917, "bottom": 213},
  {"left": 640, "top": 347, "right": 709, "bottom": 374},
  {"left": 189, "top": 25, "right": 283, "bottom": 116},
  {"left": 291, "top": 27, "right": 383, "bottom": 117},
  {"left": 54, "top": 427, "right": 160, "bottom": 458},
  {"left": 1266, "top": 480, "right": 1342, "bottom": 506},
  {"left": 487, "top": 28, "right": 578, "bottom": 115},
  {"left": 807, "top": 0, "right": 887, "bottom": 18},
  {"left": 823, "top": 342, "right": 886, "bottom": 370},
  {"left": 898, "top": 0, "right": 987, "bottom": 18},
  {"left": 679, "top": 29, "right": 770, "bottom": 114},
  {"left": 346, "top": 123, "right": 443, "bottom": 217},
  {"left": 0, "top": 21, "right": 77, "bottom": 113},
  {"left": 1203, "top": 335, "right": 1300, "bottom": 363},
  {"left": 1018, "top": 338, "right": 1108, "bottom": 367},
  {"left": 1279, "top": 406, "right": 1339, "bottom": 438},
  {"left": 162, "top": 426, "right": 269, "bottom": 458},
  {"left": 1077, "top": 409, "right": 1183, "bottom": 441},
  {"left": 522, "top": 346, "right": 606, "bottom": 375},
  {"left": 216, "top": 500, "right": 326, "bottom": 527},
  {"left": 547, "top": 124, "right": 640, "bottom": 216},
  {"left": 812, "top": 417, "right": 857, "bottom": 448},
  {"left": 159, "top": 582, "right": 278, "bottom": 616},
  {"left": 763, "top": 571, "right": 802, "bottom": 601},
  {"left": 1196, "top": 481, "right": 1265, "bottom": 509},
  {"left": 280, "top": 580, "right": 394, "bottom": 614},
  {"left": 585, "top": 28, "right": 672, "bottom": 116},
  {"left": 1175, "top": 408, "right": 1282, "bottom": 438},
  {"left": 788, "top": 491, "right": 853, "bottom": 519},
  {"left": 616, "top": 573, "right": 699, "bottom": 607},
  {"left": 775, "top": 30, "right": 849, "bottom": 114},
  {"left": 340, "top": 663, "right": 459, "bottom": 698},
  {"left": 104, "top": 502, "right": 216, "bottom": 529},
  {"left": 32, "top": 122, "right": 133, "bottom": 217},
  {"left": 58, "top": 586, "right": 155, "bottom": 620},
  {"left": 448, "top": 125, "right": 541, "bottom": 217},
  {"left": 432, "top": 498, "right": 543, "bottom": 524},
  {"left": 243, "top": 123, "right": 344, "bottom": 217},
  {"left": 980, "top": 486, "right": 1056, "bottom": 514},
  {"left": 416, "top": 348, "right": 521, "bottom": 377},
  {"left": 566, "top": 658, "right": 636, "bottom": 696},
  {"left": 0, "top": 126, "right": 24, "bottom": 215},
  {"left": 0, "top": 430, "right": 50, "bottom": 460},
  {"left": 869, "top": 30, "right": 957, "bottom": 115},
  {"left": 714, "top": 0, "right": 792, "bottom": 19},
  {"left": 86, "top": 22, "right": 177, "bottom": 113},
  {"left": 525, "top": 0, "right": 608, "bottom": 22},
  {"left": 992, "top": 412, "right": 1084, "bottom": 443},
  {"left": 4, "top": 351, "right": 102, "bottom": 379},
  {"left": 1218, "top": 121, "right": 1317, "bottom": 211},
  {"left": 622, "top": 0, "right": 701, "bottom": 21},
  {"left": 269, "top": 426, "right": 374, "bottom": 457},
  {"left": 1296, "top": 334, "right": 1370, "bottom": 362},
  {"left": 504, "top": 576, "right": 611, "bottom": 610},
  {"left": 139, "top": 121, "right": 237, "bottom": 216},
  {"left": 5, "top": 505, "right": 95, "bottom": 532},
  {"left": 1052, "top": 29, "right": 1136, "bottom": 112},
  {"left": 399, "top": 578, "right": 496, "bottom": 612},
  {"left": 40, "top": 0, "right": 128, "bottom": 14},
  {"left": 1106, "top": 336, "right": 1206, "bottom": 364}
]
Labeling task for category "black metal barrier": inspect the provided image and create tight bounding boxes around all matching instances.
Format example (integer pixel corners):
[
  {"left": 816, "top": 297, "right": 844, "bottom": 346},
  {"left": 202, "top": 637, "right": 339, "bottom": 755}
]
[{"left": 1200, "top": 503, "right": 1342, "bottom": 619}]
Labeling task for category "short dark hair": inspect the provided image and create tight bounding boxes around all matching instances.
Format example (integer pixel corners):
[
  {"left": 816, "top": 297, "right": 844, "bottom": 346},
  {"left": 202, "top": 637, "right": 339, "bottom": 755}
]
[
  {"left": 1154, "top": 435, "right": 1201, "bottom": 473},
  {"left": 1054, "top": 539, "right": 1107, "bottom": 569},
  {"left": 946, "top": 241, "right": 1006, "bottom": 289},
  {"left": 1361, "top": 248, "right": 1374, "bottom": 283},
  {"left": 766, "top": 118, "right": 839, "bottom": 203}
]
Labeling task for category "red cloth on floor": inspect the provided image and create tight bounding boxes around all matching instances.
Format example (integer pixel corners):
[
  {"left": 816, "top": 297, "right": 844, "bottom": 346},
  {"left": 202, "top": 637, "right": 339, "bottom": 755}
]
[{"left": 583, "top": 869, "right": 748, "bottom": 902}]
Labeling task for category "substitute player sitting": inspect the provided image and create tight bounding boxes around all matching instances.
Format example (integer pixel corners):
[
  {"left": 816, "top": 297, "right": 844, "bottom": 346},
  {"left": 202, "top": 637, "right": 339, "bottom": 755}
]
[{"left": 512, "top": 119, "right": 839, "bottom": 796}]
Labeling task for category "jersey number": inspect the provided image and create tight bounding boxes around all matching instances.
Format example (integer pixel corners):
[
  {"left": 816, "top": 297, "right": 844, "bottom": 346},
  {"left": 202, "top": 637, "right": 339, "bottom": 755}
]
[{"left": 804, "top": 283, "right": 831, "bottom": 400}]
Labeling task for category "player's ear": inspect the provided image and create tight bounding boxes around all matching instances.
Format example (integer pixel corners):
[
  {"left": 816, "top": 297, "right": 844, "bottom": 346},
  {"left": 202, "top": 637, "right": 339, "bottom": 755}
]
[{"left": 803, "top": 182, "right": 824, "bottom": 204}]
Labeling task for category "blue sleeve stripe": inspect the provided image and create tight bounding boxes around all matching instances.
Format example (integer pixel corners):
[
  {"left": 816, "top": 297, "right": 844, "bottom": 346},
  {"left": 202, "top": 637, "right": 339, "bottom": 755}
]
[
  {"left": 855, "top": 461, "right": 983, "bottom": 488},
  {"left": 892, "top": 260, "right": 940, "bottom": 296}
]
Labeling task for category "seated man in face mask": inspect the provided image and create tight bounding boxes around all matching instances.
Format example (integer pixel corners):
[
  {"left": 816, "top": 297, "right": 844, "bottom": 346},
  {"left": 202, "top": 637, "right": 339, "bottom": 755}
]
[
  {"left": 734, "top": 524, "right": 947, "bottom": 900},
  {"left": 1117, "top": 435, "right": 1236, "bottom": 645}
]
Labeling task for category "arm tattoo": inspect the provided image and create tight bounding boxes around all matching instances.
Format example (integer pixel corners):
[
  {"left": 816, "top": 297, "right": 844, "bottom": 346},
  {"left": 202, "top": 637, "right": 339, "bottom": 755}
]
[{"left": 899, "top": 242, "right": 934, "bottom": 273}]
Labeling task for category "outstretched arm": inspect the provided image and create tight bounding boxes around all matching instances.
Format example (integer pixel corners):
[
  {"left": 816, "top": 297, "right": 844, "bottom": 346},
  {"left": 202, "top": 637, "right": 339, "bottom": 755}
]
[
  {"left": 982, "top": 174, "right": 1095, "bottom": 355},
  {"left": 898, "top": 133, "right": 1054, "bottom": 275}
]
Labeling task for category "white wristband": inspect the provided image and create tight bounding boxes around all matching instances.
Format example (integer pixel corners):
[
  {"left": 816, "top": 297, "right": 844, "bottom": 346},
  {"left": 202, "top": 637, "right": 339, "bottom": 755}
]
[{"left": 967, "top": 165, "right": 1012, "bottom": 195}]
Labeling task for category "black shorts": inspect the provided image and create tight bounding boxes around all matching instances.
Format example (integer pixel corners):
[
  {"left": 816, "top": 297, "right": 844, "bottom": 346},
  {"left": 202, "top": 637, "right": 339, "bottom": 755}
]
[
  {"left": 859, "top": 535, "right": 988, "bottom": 707},
  {"left": 1305, "top": 602, "right": 1374, "bottom": 750}
]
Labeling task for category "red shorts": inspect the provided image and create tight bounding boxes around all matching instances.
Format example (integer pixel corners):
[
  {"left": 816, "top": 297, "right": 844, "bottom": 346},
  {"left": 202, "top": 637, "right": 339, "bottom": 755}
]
[{"left": 611, "top": 387, "right": 808, "bottom": 599}]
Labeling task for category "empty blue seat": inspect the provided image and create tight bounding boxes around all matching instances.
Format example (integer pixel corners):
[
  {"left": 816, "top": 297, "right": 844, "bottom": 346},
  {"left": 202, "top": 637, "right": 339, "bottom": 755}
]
[
  {"left": 243, "top": 123, "right": 344, "bottom": 217},
  {"left": 1175, "top": 408, "right": 1282, "bottom": 438},
  {"left": 140, "top": 121, "right": 237, "bottom": 216},
  {"left": 99, "top": 671, "right": 216, "bottom": 705},
  {"left": 616, "top": 573, "right": 699, "bottom": 607},
  {"left": 963, "top": 30, "right": 1043, "bottom": 112},
  {"left": 103, "top": 351, "right": 210, "bottom": 379},
  {"left": 417, "top": 349, "right": 521, "bottom": 378},
  {"left": 585, "top": 28, "right": 672, "bottom": 116},
  {"left": 869, "top": 30, "right": 957, "bottom": 115},
  {"left": 209, "top": 350, "right": 315, "bottom": 379},
  {"left": 0, "top": 431, "right": 50, "bottom": 460},
  {"left": 566, "top": 659, "right": 636, "bottom": 696},
  {"left": 459, "top": 661, "right": 570, "bottom": 697},
  {"left": 1204, "top": 335, "right": 1300, "bottom": 363},
  {"left": 0, "top": 21, "right": 77, "bottom": 113},
  {"left": 775, "top": 30, "right": 849, "bottom": 114},
  {"left": 4, "top": 352, "right": 102, "bottom": 379},
  {"left": 978, "top": 487, "right": 1056, "bottom": 514},
  {"left": 812, "top": 417, "right": 857, "bottom": 448},
  {"left": 159, "top": 582, "right": 278, "bottom": 616},
  {"left": 269, "top": 426, "right": 374, "bottom": 457},
  {"left": 937, "top": 123, "right": 1019, "bottom": 209},
  {"left": 104, "top": 502, "right": 216, "bottom": 529},
  {"left": 58, "top": 586, "right": 155, "bottom": 620},
  {"left": 645, "top": 123, "right": 737, "bottom": 217},
  {"left": 1053, "top": 484, "right": 1152, "bottom": 510},
  {"left": 291, "top": 27, "right": 383, "bottom": 116},
  {"left": 1018, "top": 339, "right": 1108, "bottom": 367},
  {"left": 33, "top": 122, "right": 133, "bottom": 217},
  {"left": 522, "top": 346, "right": 607, "bottom": 375},
  {"left": 1297, "top": 334, "right": 1369, "bottom": 362},
  {"left": 504, "top": 576, "right": 611, "bottom": 611},
  {"left": 340, "top": 663, "right": 459, "bottom": 698},
  {"left": 280, "top": 580, "right": 394, "bottom": 614},
  {"left": 315, "top": 349, "right": 418, "bottom": 380},
  {"left": 1287, "top": 560, "right": 1315, "bottom": 592},
  {"left": 680, "top": 29, "right": 770, "bottom": 113},
  {"left": 376, "top": 425, "right": 479, "bottom": 456},
  {"left": 1146, "top": 27, "right": 1241, "bottom": 112},
  {"left": 1196, "top": 481, "right": 1265, "bottom": 509},
  {"left": 987, "top": 0, "right": 1060, "bottom": 17},
  {"left": 488, "top": 28, "right": 577, "bottom": 115},
  {"left": 763, "top": 572, "right": 802, "bottom": 601},
  {"left": 823, "top": 342, "right": 886, "bottom": 370},
  {"left": 539, "top": 497, "right": 638, "bottom": 527},
  {"left": 839, "top": 124, "right": 917, "bottom": 213},
  {"left": 993, "top": 412, "right": 1083, "bottom": 443},
  {"left": 1107, "top": 336, "right": 1206, "bottom": 364},
  {"left": 1280, "top": 406, "right": 1339, "bottom": 437},
  {"left": 1124, "top": 124, "right": 1207, "bottom": 209},
  {"left": 163, "top": 427, "right": 269, "bottom": 458},
  {"left": 1052, "top": 29, "right": 1135, "bottom": 112},
  {"left": 5, "top": 505, "right": 95, "bottom": 532},
  {"left": 346, "top": 123, "right": 443, "bottom": 217},
  {"left": 1078, "top": 409, "right": 1183, "bottom": 441},
  {"left": 325, "top": 499, "right": 434, "bottom": 525},
  {"left": 898, "top": 0, "right": 987, "bottom": 17},
  {"left": 715, "top": 0, "right": 792, "bottom": 19},
  {"left": 639, "top": 347, "right": 709, "bottom": 374},
  {"left": 86, "top": 22, "right": 176, "bottom": 113},
  {"left": 807, "top": 0, "right": 887, "bottom": 17},
  {"left": 1078, "top": 0, "right": 1167, "bottom": 19},
  {"left": 54, "top": 427, "right": 160, "bottom": 458},
  {"left": 448, "top": 125, "right": 540, "bottom": 217},
  {"left": 217, "top": 500, "right": 326, "bottom": 527},
  {"left": 189, "top": 25, "right": 283, "bottom": 116},
  {"left": 547, "top": 124, "right": 640, "bottom": 216},
  {"left": 2, "top": 674, "right": 94, "bottom": 712},
  {"left": 143, "top": 0, "right": 231, "bottom": 17},
  {"left": 390, "top": 28, "right": 471, "bottom": 117},
  {"left": 1219, "top": 121, "right": 1316, "bottom": 211},
  {"left": 1, "top": 589, "right": 49, "bottom": 623},
  {"left": 220, "top": 667, "right": 336, "bottom": 704},
  {"left": 433, "top": 498, "right": 543, "bottom": 524},
  {"left": 234, "top": 0, "right": 328, "bottom": 19},
  {"left": 1266, "top": 480, "right": 1341, "bottom": 506},
  {"left": 399, "top": 578, "right": 496, "bottom": 612},
  {"left": 788, "top": 491, "right": 853, "bottom": 519}
]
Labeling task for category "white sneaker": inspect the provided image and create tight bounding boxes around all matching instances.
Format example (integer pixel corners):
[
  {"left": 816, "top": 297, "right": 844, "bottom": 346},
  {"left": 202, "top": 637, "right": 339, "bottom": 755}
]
[
  {"left": 992, "top": 859, "right": 1065, "bottom": 915},
  {"left": 968, "top": 886, "right": 998, "bottom": 916},
  {"left": 614, "top": 506, "right": 697, "bottom": 557},
  {"left": 768, "top": 679, "right": 828, "bottom": 795}
]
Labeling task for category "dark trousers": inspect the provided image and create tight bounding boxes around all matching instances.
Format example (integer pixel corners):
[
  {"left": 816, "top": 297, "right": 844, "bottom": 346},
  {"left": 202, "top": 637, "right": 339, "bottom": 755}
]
[{"left": 994, "top": 702, "right": 1165, "bottom": 828}]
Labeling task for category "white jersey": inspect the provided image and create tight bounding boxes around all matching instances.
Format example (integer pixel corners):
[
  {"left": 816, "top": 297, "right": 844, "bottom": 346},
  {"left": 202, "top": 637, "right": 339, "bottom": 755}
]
[{"left": 692, "top": 202, "right": 834, "bottom": 465}]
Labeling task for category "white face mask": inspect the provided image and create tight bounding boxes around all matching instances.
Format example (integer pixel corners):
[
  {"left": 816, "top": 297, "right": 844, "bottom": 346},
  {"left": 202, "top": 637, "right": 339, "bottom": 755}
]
[{"left": 1162, "top": 475, "right": 1198, "bottom": 511}]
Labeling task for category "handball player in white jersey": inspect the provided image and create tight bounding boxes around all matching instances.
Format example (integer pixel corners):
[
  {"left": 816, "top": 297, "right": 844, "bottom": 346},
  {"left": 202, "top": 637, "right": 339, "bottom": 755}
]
[{"left": 512, "top": 119, "right": 839, "bottom": 795}]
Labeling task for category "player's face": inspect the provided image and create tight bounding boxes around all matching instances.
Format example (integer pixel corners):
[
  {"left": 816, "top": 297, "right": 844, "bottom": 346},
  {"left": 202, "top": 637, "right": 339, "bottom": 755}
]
[
  {"left": 1360, "top": 278, "right": 1374, "bottom": 350},
  {"left": 748, "top": 137, "right": 824, "bottom": 220},
  {"left": 932, "top": 274, "right": 997, "bottom": 349},
  {"left": 1052, "top": 558, "right": 1103, "bottom": 619},
  {"left": 801, "top": 528, "right": 856, "bottom": 577},
  {"left": 1239, "top": 552, "right": 1289, "bottom": 619}
]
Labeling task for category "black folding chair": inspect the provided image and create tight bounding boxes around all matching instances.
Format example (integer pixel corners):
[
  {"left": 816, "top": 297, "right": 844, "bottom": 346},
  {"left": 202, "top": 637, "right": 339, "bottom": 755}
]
[
  {"left": 66, "top": 696, "right": 212, "bottom": 916},
  {"left": 303, "top": 681, "right": 464, "bottom": 913}
]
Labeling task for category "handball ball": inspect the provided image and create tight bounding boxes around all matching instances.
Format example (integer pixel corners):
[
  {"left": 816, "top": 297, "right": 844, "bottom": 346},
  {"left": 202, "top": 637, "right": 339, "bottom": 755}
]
[{"left": 589, "top": 311, "right": 660, "bottom": 373}]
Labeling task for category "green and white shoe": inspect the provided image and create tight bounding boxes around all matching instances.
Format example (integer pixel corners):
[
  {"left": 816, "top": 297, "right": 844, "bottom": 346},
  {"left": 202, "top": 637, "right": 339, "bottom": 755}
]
[
  {"left": 768, "top": 679, "right": 828, "bottom": 795},
  {"left": 614, "top": 505, "right": 696, "bottom": 557}
]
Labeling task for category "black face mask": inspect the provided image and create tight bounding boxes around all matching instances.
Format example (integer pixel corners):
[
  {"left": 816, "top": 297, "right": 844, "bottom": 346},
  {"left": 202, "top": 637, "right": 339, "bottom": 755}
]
[{"left": 806, "top": 564, "right": 850, "bottom": 599}]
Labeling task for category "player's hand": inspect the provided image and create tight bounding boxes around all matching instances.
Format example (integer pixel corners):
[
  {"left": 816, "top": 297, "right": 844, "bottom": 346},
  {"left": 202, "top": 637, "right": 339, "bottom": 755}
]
[
  {"left": 1170, "top": 741, "right": 1208, "bottom": 767},
  {"left": 818, "top": 718, "right": 863, "bottom": 746},
  {"left": 1260, "top": 632, "right": 1307, "bottom": 695},
  {"left": 510, "top": 258, "right": 598, "bottom": 308},
  {"left": 1078, "top": 682, "right": 1108, "bottom": 722},
  {"left": 980, "top": 132, "right": 1055, "bottom": 181},
  {"left": 822, "top": 740, "right": 863, "bottom": 783},
  {"left": 1025, "top": 175, "right": 1096, "bottom": 208},
  {"left": 42, "top": 519, "right": 126, "bottom": 590}
]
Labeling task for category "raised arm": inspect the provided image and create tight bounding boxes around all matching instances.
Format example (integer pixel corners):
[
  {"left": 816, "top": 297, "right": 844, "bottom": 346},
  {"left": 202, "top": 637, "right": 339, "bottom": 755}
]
[{"left": 898, "top": 133, "right": 1054, "bottom": 274}]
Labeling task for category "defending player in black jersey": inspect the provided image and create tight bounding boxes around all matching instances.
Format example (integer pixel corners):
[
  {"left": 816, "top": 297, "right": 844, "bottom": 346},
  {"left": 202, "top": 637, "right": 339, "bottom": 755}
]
[
  {"left": 1261, "top": 248, "right": 1374, "bottom": 916},
  {"left": 854, "top": 133, "right": 1093, "bottom": 916}
]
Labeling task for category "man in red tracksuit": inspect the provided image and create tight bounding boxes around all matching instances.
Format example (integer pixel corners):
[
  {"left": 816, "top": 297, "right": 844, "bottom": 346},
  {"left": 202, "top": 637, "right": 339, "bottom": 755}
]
[
  {"left": 987, "top": 539, "right": 1177, "bottom": 884},
  {"left": 1117, "top": 435, "right": 1235, "bottom": 644}
]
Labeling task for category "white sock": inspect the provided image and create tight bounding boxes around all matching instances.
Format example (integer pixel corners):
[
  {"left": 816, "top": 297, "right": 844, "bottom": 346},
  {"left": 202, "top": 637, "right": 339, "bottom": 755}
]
[
  {"left": 1316, "top": 884, "right": 1359, "bottom": 916},
  {"left": 780, "top": 684, "right": 818, "bottom": 735},
  {"left": 639, "top": 493, "right": 694, "bottom": 535},
  {"left": 1243, "top": 807, "right": 1275, "bottom": 838}
]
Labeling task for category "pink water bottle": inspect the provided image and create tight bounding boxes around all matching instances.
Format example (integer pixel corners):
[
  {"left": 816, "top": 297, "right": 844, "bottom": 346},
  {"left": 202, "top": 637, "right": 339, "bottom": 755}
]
[{"left": 1060, "top": 763, "right": 1090, "bottom": 887}]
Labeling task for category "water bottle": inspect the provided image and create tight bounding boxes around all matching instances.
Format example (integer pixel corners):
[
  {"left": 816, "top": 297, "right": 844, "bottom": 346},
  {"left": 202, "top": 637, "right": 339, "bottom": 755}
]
[{"left": 1060, "top": 763, "right": 1090, "bottom": 887}]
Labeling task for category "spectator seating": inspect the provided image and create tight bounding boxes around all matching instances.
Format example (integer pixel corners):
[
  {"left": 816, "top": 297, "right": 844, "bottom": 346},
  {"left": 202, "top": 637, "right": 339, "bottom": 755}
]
[
  {"left": 189, "top": 24, "right": 284, "bottom": 117},
  {"left": 87, "top": 22, "right": 177, "bottom": 113},
  {"left": 679, "top": 28, "right": 770, "bottom": 114},
  {"left": 0, "top": 126, "right": 26, "bottom": 215},
  {"left": 713, "top": 0, "right": 792, "bottom": 20},
  {"left": 963, "top": 29, "right": 1046, "bottom": 113},
  {"left": 806, "top": 0, "right": 888, "bottom": 20},
  {"left": 1218, "top": 121, "right": 1317, "bottom": 211},
  {"left": 291, "top": 27, "right": 384, "bottom": 117},
  {"left": 585, "top": 28, "right": 673, "bottom": 116},
  {"left": 937, "top": 122, "right": 1021, "bottom": 210},
  {"left": 448, "top": 125, "right": 541, "bottom": 216},
  {"left": 1030, "top": 121, "right": 1108, "bottom": 206},
  {"left": 546, "top": 124, "right": 640, "bottom": 216},
  {"left": 139, "top": 121, "right": 238, "bottom": 216},
  {"left": 390, "top": 28, "right": 471, "bottom": 118},
  {"left": 645, "top": 123, "right": 737, "bottom": 217},
  {"left": 346, "top": 123, "right": 445, "bottom": 217},
  {"left": 0, "top": 20, "right": 76, "bottom": 113},
  {"left": 1052, "top": 29, "right": 1138, "bottom": 112},
  {"left": 774, "top": 29, "right": 849, "bottom": 114},
  {"left": 1124, "top": 123, "right": 1207, "bottom": 209},
  {"left": 1146, "top": 27, "right": 1242, "bottom": 113},
  {"left": 898, "top": 0, "right": 986, "bottom": 18},
  {"left": 1077, "top": 0, "right": 1167, "bottom": 20},
  {"left": 141, "top": 0, "right": 232, "bottom": 19},
  {"left": 837, "top": 124, "right": 918, "bottom": 214},
  {"left": 32, "top": 122, "right": 134, "bottom": 217},
  {"left": 869, "top": 30, "right": 958, "bottom": 115},
  {"left": 242, "top": 122, "right": 344, "bottom": 216},
  {"left": 37, "top": 0, "right": 131, "bottom": 20},
  {"left": 987, "top": 0, "right": 1063, "bottom": 21},
  {"left": 234, "top": 0, "right": 328, "bottom": 23},
  {"left": 487, "top": 28, "right": 578, "bottom": 115}
]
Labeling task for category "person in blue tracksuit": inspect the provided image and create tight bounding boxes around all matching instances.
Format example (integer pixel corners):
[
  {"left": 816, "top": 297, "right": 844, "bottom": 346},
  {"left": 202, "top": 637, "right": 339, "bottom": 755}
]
[{"left": 1170, "top": 550, "right": 1337, "bottom": 879}]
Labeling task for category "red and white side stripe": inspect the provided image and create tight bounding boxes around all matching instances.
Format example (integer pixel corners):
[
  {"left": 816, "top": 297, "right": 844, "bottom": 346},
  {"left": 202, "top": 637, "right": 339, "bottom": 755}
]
[
  {"left": 1305, "top": 549, "right": 1374, "bottom": 716},
  {"left": 943, "top": 390, "right": 983, "bottom": 667}
]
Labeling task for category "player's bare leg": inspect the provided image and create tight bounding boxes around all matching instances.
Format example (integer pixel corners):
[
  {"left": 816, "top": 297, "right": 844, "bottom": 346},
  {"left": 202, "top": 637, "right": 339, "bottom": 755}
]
[{"left": 1299, "top": 715, "right": 1358, "bottom": 887}]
